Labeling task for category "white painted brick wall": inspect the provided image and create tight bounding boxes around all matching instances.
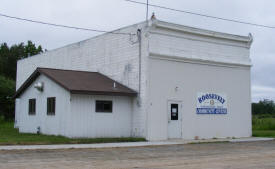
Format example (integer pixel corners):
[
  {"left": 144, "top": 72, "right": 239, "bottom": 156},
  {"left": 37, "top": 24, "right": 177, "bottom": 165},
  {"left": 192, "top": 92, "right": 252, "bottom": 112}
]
[{"left": 16, "top": 21, "right": 149, "bottom": 137}]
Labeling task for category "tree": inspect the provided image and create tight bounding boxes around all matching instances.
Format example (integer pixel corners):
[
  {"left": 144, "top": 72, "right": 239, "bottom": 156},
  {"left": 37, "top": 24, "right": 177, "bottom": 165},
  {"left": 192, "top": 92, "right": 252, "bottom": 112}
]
[
  {"left": 24, "top": 41, "right": 43, "bottom": 58},
  {"left": 0, "top": 41, "right": 43, "bottom": 120},
  {"left": 252, "top": 99, "right": 275, "bottom": 115},
  {"left": 0, "top": 75, "right": 15, "bottom": 120},
  {"left": 0, "top": 41, "right": 43, "bottom": 80}
]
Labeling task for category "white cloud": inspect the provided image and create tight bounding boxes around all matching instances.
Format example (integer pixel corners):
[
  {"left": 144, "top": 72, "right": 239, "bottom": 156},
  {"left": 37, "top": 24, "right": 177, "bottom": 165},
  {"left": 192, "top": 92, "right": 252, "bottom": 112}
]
[{"left": 252, "top": 85, "right": 275, "bottom": 102}]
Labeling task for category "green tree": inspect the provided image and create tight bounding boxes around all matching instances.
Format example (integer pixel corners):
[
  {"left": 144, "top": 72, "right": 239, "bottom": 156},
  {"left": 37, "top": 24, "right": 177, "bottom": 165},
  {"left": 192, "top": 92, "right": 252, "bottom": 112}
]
[
  {"left": 0, "top": 41, "right": 43, "bottom": 80},
  {"left": 24, "top": 41, "right": 43, "bottom": 57},
  {"left": 252, "top": 99, "right": 275, "bottom": 115},
  {"left": 0, "top": 75, "right": 15, "bottom": 120},
  {"left": 0, "top": 41, "right": 43, "bottom": 120}
]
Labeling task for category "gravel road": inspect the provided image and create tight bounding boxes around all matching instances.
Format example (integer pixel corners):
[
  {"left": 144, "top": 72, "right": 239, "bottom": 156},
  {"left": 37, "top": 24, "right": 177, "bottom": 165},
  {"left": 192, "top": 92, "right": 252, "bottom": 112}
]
[{"left": 0, "top": 141, "right": 275, "bottom": 169}]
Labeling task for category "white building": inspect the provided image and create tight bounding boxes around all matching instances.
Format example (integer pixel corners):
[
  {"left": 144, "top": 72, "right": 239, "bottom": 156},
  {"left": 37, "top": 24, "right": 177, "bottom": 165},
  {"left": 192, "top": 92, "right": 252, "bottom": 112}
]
[{"left": 14, "top": 18, "right": 253, "bottom": 141}]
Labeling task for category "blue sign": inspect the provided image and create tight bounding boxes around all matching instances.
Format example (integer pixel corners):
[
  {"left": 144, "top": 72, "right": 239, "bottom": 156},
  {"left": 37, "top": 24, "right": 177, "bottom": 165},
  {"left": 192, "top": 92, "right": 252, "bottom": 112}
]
[{"left": 196, "top": 93, "right": 227, "bottom": 114}]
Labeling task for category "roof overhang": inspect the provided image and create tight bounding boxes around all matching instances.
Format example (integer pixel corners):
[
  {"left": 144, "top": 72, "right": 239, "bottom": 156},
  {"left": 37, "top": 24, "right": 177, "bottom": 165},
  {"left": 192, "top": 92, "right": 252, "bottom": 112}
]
[{"left": 13, "top": 68, "right": 137, "bottom": 99}]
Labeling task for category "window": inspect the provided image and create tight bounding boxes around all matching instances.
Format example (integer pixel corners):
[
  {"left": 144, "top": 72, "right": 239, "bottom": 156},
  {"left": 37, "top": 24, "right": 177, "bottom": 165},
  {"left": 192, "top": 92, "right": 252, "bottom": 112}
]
[
  {"left": 96, "top": 100, "right": 112, "bottom": 113},
  {"left": 47, "top": 97, "right": 56, "bottom": 115},
  {"left": 171, "top": 104, "right": 178, "bottom": 120},
  {"left": 28, "top": 99, "right": 36, "bottom": 115}
]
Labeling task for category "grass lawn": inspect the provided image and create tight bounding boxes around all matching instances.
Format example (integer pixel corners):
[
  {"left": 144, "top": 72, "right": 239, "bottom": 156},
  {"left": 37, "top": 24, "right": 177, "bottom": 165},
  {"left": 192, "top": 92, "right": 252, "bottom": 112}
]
[
  {"left": 0, "top": 122, "right": 146, "bottom": 145},
  {"left": 252, "top": 130, "right": 275, "bottom": 138},
  {"left": 252, "top": 115, "right": 275, "bottom": 138},
  {"left": 1, "top": 115, "right": 275, "bottom": 145}
]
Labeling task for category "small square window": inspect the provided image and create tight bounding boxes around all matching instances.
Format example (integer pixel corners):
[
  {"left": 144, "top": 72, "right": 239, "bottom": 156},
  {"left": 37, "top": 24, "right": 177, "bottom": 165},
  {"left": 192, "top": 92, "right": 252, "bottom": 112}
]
[
  {"left": 28, "top": 99, "right": 36, "bottom": 115},
  {"left": 47, "top": 97, "right": 56, "bottom": 115},
  {"left": 96, "top": 100, "right": 112, "bottom": 113}
]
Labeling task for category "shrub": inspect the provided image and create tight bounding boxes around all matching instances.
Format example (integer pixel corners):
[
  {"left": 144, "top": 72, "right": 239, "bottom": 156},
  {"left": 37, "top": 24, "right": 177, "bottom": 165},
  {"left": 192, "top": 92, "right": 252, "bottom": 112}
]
[
  {"left": 0, "top": 75, "right": 15, "bottom": 120},
  {"left": 252, "top": 117, "right": 275, "bottom": 130},
  {"left": 0, "top": 115, "right": 4, "bottom": 122}
]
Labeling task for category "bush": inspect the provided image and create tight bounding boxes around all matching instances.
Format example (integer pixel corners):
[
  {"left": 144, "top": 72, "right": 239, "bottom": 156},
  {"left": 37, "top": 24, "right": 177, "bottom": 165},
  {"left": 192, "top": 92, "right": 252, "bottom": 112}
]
[
  {"left": 0, "top": 75, "right": 15, "bottom": 120},
  {"left": 254, "top": 114, "right": 275, "bottom": 119},
  {"left": 252, "top": 116, "right": 275, "bottom": 130},
  {"left": 0, "top": 115, "right": 4, "bottom": 122}
]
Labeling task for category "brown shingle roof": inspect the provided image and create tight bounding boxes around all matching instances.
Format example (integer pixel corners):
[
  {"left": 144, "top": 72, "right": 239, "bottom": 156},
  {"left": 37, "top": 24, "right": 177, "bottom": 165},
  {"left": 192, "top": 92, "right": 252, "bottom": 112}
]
[{"left": 14, "top": 68, "right": 137, "bottom": 98}]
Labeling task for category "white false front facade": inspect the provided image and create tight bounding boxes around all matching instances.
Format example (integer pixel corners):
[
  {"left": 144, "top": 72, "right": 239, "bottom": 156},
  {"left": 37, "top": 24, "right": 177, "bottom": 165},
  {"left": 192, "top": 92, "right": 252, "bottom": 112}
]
[
  {"left": 145, "top": 21, "right": 252, "bottom": 140},
  {"left": 147, "top": 58, "right": 251, "bottom": 140},
  {"left": 15, "top": 19, "right": 253, "bottom": 140}
]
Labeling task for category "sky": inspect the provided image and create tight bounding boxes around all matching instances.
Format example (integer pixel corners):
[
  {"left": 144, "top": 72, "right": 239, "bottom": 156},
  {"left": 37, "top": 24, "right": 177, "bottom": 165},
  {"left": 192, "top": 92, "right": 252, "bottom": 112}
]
[{"left": 1, "top": 0, "right": 275, "bottom": 102}]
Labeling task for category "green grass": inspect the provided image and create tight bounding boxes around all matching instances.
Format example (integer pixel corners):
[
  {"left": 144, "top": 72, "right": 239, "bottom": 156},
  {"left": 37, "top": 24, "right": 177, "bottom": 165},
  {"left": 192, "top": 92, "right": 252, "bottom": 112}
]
[
  {"left": 252, "top": 115, "right": 275, "bottom": 138},
  {"left": 0, "top": 122, "right": 146, "bottom": 145},
  {"left": 252, "top": 130, "right": 275, "bottom": 138},
  {"left": 1, "top": 115, "right": 275, "bottom": 145},
  {"left": 252, "top": 116, "right": 275, "bottom": 130}
]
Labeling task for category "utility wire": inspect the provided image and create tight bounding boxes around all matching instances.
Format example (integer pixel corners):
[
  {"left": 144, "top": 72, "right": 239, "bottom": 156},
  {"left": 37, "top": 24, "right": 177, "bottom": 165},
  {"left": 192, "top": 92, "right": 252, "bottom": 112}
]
[
  {"left": 0, "top": 13, "right": 135, "bottom": 35},
  {"left": 125, "top": 0, "right": 275, "bottom": 29}
]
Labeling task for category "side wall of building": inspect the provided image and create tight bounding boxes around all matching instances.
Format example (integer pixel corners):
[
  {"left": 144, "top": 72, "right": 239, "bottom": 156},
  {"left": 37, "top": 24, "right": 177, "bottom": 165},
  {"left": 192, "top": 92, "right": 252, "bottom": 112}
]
[
  {"left": 16, "top": 22, "right": 150, "bottom": 138},
  {"left": 67, "top": 94, "right": 133, "bottom": 138},
  {"left": 16, "top": 75, "right": 70, "bottom": 136}
]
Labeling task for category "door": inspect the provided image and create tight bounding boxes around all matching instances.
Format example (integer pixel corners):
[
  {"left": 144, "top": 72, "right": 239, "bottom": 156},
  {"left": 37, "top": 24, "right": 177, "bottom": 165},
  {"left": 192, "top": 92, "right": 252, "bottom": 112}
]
[{"left": 167, "top": 101, "right": 182, "bottom": 139}]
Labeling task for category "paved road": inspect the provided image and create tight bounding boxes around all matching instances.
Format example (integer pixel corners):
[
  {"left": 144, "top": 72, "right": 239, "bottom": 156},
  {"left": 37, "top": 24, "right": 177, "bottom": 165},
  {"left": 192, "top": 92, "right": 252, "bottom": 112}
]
[{"left": 0, "top": 141, "right": 275, "bottom": 169}]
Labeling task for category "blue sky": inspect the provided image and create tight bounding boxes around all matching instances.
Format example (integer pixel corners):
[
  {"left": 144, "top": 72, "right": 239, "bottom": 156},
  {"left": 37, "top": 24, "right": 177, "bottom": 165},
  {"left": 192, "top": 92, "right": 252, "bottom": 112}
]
[{"left": 1, "top": 0, "right": 275, "bottom": 102}]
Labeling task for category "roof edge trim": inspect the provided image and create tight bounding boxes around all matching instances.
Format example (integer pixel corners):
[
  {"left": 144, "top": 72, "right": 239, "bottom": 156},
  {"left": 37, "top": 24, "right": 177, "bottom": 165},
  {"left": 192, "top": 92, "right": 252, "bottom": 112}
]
[
  {"left": 71, "top": 90, "right": 137, "bottom": 97},
  {"left": 14, "top": 67, "right": 138, "bottom": 99},
  {"left": 149, "top": 52, "right": 252, "bottom": 68},
  {"left": 151, "top": 20, "right": 253, "bottom": 45}
]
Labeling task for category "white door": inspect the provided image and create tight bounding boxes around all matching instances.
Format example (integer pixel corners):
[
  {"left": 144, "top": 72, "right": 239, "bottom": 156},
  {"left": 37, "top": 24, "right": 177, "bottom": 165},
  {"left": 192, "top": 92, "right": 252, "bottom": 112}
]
[{"left": 167, "top": 101, "right": 182, "bottom": 139}]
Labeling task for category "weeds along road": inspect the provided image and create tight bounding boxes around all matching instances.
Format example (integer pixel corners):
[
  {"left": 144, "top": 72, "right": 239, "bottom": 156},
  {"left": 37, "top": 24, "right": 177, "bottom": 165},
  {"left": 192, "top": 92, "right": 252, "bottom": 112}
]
[{"left": 0, "top": 141, "right": 275, "bottom": 169}]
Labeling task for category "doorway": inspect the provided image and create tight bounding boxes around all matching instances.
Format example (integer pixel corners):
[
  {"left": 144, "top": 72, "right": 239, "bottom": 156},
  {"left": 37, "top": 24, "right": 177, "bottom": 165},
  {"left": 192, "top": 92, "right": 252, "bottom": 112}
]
[{"left": 167, "top": 100, "right": 182, "bottom": 139}]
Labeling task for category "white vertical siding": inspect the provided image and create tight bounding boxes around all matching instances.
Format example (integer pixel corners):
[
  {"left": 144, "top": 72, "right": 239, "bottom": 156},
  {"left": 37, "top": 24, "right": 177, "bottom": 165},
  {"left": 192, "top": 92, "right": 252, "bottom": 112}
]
[
  {"left": 16, "top": 75, "right": 133, "bottom": 138},
  {"left": 17, "top": 75, "right": 70, "bottom": 135},
  {"left": 68, "top": 94, "right": 133, "bottom": 138}
]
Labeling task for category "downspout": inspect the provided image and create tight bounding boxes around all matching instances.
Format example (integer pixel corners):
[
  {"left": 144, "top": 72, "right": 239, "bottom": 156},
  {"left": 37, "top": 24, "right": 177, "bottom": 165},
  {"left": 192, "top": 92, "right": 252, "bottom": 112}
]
[{"left": 137, "top": 29, "right": 142, "bottom": 106}]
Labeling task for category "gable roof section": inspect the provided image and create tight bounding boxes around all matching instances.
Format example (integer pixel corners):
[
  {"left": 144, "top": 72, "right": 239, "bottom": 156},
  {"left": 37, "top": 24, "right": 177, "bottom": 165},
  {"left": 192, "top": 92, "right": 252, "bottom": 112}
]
[{"left": 14, "top": 68, "right": 137, "bottom": 98}]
